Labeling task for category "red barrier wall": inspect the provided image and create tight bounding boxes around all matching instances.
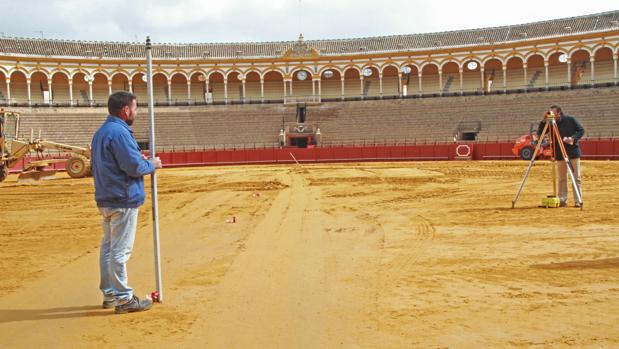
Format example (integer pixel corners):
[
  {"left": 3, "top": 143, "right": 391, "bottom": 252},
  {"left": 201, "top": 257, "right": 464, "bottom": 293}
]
[
  {"left": 9, "top": 139, "right": 618, "bottom": 173},
  {"left": 157, "top": 139, "right": 618, "bottom": 168}
]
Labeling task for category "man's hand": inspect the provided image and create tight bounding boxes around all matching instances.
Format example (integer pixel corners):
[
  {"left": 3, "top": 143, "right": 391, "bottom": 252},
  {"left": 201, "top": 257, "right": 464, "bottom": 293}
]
[
  {"left": 149, "top": 156, "right": 163, "bottom": 169},
  {"left": 562, "top": 137, "right": 574, "bottom": 145}
]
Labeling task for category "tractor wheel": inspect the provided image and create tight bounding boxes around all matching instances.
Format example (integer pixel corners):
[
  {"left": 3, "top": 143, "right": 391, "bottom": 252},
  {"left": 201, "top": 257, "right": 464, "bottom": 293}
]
[
  {"left": 66, "top": 156, "right": 91, "bottom": 178},
  {"left": 0, "top": 165, "right": 8, "bottom": 182},
  {"left": 519, "top": 146, "right": 534, "bottom": 160}
]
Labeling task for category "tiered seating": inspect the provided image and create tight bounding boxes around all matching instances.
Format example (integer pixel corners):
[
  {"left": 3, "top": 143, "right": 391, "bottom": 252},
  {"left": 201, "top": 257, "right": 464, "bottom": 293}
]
[{"left": 9, "top": 86, "right": 619, "bottom": 150}]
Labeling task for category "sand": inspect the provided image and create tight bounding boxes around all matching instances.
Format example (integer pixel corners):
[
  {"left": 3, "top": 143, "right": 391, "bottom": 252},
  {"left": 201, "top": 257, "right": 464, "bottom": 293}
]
[{"left": 1, "top": 161, "right": 618, "bottom": 348}]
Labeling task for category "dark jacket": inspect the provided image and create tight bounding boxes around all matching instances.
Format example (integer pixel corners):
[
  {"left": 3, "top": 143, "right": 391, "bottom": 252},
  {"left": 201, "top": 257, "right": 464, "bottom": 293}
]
[
  {"left": 91, "top": 115, "right": 155, "bottom": 208},
  {"left": 537, "top": 114, "right": 585, "bottom": 160}
]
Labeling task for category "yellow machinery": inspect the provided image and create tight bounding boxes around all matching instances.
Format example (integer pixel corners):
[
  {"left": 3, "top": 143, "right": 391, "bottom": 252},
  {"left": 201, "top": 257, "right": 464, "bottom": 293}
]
[{"left": 0, "top": 110, "right": 91, "bottom": 182}]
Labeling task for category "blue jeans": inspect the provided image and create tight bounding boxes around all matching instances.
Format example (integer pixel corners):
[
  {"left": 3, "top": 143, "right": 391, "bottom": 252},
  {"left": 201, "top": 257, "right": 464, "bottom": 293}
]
[{"left": 99, "top": 207, "right": 138, "bottom": 302}]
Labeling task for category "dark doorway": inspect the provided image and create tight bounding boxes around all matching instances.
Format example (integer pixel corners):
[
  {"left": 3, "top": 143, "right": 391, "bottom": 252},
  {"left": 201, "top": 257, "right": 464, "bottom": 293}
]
[
  {"left": 290, "top": 137, "right": 309, "bottom": 148},
  {"left": 296, "top": 103, "right": 307, "bottom": 123},
  {"left": 460, "top": 132, "right": 477, "bottom": 141}
]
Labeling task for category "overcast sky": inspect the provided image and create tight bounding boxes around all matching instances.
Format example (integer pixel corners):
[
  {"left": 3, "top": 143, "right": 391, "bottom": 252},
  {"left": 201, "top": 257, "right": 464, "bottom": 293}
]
[{"left": 1, "top": 0, "right": 617, "bottom": 43}]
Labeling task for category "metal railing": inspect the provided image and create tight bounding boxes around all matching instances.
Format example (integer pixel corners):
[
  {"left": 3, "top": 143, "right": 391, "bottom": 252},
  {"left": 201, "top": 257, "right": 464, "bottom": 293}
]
[
  {"left": 0, "top": 79, "right": 616, "bottom": 108},
  {"left": 137, "top": 133, "right": 617, "bottom": 153}
]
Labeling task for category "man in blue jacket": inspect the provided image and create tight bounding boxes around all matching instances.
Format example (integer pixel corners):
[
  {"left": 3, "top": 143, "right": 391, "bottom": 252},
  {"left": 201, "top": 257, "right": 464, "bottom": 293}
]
[
  {"left": 92, "top": 91, "right": 162, "bottom": 314},
  {"left": 537, "top": 105, "right": 585, "bottom": 208}
]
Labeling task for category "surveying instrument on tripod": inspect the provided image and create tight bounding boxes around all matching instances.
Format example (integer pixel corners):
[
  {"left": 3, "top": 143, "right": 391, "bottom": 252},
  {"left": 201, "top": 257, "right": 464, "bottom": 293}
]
[{"left": 512, "top": 109, "right": 583, "bottom": 210}]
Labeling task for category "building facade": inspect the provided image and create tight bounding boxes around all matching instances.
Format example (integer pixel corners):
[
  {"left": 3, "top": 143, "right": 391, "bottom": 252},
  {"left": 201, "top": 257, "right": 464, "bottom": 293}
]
[{"left": 0, "top": 11, "right": 618, "bottom": 106}]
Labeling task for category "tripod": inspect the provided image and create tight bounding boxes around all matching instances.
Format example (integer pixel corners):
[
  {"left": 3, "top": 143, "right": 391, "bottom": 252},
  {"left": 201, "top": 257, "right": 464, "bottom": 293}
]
[{"left": 512, "top": 112, "right": 583, "bottom": 209}]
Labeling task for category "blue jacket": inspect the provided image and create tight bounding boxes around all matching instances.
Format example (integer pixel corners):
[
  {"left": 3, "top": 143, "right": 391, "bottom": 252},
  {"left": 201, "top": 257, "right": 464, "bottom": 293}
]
[{"left": 91, "top": 115, "right": 155, "bottom": 208}]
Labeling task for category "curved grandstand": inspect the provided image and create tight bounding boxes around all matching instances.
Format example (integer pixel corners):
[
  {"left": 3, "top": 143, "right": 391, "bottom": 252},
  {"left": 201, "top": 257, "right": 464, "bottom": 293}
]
[{"left": 1, "top": 11, "right": 618, "bottom": 149}]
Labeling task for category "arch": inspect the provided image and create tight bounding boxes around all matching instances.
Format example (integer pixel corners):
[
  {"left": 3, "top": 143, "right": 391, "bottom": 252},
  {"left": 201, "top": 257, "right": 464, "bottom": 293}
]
[
  {"left": 547, "top": 51, "right": 569, "bottom": 87},
  {"left": 130, "top": 72, "right": 148, "bottom": 102},
  {"left": 91, "top": 72, "right": 109, "bottom": 104},
  {"left": 71, "top": 69, "right": 93, "bottom": 80},
  {"left": 481, "top": 55, "right": 506, "bottom": 66},
  {"left": 568, "top": 46, "right": 593, "bottom": 57},
  {"left": 188, "top": 69, "right": 207, "bottom": 80},
  {"left": 419, "top": 61, "right": 440, "bottom": 72},
  {"left": 262, "top": 70, "right": 284, "bottom": 101},
  {"left": 461, "top": 58, "right": 482, "bottom": 71},
  {"left": 207, "top": 71, "right": 225, "bottom": 102},
  {"left": 70, "top": 71, "right": 91, "bottom": 104},
  {"left": 225, "top": 71, "right": 244, "bottom": 102},
  {"left": 93, "top": 72, "right": 108, "bottom": 80},
  {"left": 245, "top": 71, "right": 261, "bottom": 80},
  {"left": 569, "top": 48, "right": 591, "bottom": 86},
  {"left": 50, "top": 69, "right": 71, "bottom": 80},
  {"left": 27, "top": 67, "right": 50, "bottom": 79},
  {"left": 441, "top": 61, "right": 459, "bottom": 94},
  {"left": 360, "top": 66, "right": 380, "bottom": 97},
  {"left": 29, "top": 71, "right": 49, "bottom": 104},
  {"left": 342, "top": 67, "right": 361, "bottom": 98},
  {"left": 50, "top": 70, "right": 70, "bottom": 104},
  {"left": 169, "top": 72, "right": 188, "bottom": 103},
  {"left": 291, "top": 67, "right": 313, "bottom": 98},
  {"left": 151, "top": 73, "right": 168, "bottom": 103},
  {"left": 242, "top": 70, "right": 261, "bottom": 102},
  {"left": 483, "top": 58, "right": 503, "bottom": 92},
  {"left": 243, "top": 69, "right": 262, "bottom": 80},
  {"left": 380, "top": 65, "right": 400, "bottom": 97},
  {"left": 169, "top": 70, "right": 189, "bottom": 81},
  {"left": 128, "top": 69, "right": 147, "bottom": 80},
  {"left": 438, "top": 59, "right": 460, "bottom": 70},
  {"left": 360, "top": 63, "right": 380, "bottom": 73},
  {"left": 91, "top": 70, "right": 111, "bottom": 80},
  {"left": 290, "top": 66, "right": 315, "bottom": 77},
  {"left": 0, "top": 69, "right": 6, "bottom": 103},
  {"left": 342, "top": 65, "right": 361, "bottom": 75},
  {"left": 8, "top": 70, "right": 28, "bottom": 104},
  {"left": 592, "top": 46, "right": 615, "bottom": 84},
  {"left": 419, "top": 62, "right": 440, "bottom": 95},
  {"left": 239, "top": 70, "right": 259, "bottom": 102},
  {"left": 111, "top": 72, "right": 130, "bottom": 93},
  {"left": 151, "top": 68, "right": 169, "bottom": 80},
  {"left": 6, "top": 67, "right": 28, "bottom": 79},
  {"left": 206, "top": 70, "right": 225, "bottom": 80},
  {"left": 525, "top": 53, "right": 545, "bottom": 89},
  {"left": 170, "top": 71, "right": 188, "bottom": 82},
  {"left": 318, "top": 67, "right": 342, "bottom": 99},
  {"left": 379, "top": 62, "right": 399, "bottom": 74},
  {"left": 524, "top": 51, "right": 545, "bottom": 62},
  {"left": 260, "top": 67, "right": 286, "bottom": 79},
  {"left": 109, "top": 70, "right": 130, "bottom": 81},
  {"left": 188, "top": 70, "right": 207, "bottom": 103},
  {"left": 398, "top": 61, "right": 421, "bottom": 72},
  {"left": 225, "top": 69, "right": 243, "bottom": 80},
  {"left": 502, "top": 52, "right": 526, "bottom": 64},
  {"left": 317, "top": 65, "right": 344, "bottom": 78}
]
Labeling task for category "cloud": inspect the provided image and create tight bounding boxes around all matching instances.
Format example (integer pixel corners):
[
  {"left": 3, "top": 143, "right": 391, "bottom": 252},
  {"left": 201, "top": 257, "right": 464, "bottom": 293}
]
[{"left": 0, "top": 0, "right": 617, "bottom": 43}]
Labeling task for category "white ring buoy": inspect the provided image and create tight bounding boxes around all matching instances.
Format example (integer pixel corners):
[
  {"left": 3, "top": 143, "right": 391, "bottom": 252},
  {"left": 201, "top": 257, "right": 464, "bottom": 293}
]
[{"left": 456, "top": 144, "right": 471, "bottom": 157}]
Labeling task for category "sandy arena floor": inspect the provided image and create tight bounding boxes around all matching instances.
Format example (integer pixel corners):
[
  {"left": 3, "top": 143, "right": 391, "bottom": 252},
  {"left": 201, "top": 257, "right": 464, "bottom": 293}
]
[{"left": 1, "top": 161, "right": 618, "bottom": 348}]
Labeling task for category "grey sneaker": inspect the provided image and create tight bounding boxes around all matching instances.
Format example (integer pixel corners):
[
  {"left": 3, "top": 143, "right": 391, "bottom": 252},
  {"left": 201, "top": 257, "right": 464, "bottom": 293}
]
[
  {"left": 102, "top": 298, "right": 117, "bottom": 309},
  {"left": 559, "top": 202, "right": 568, "bottom": 208},
  {"left": 114, "top": 295, "right": 153, "bottom": 314}
]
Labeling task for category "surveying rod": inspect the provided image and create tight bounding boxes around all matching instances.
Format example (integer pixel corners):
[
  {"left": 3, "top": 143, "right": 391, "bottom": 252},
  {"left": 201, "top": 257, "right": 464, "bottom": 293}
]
[{"left": 146, "top": 37, "right": 163, "bottom": 302}]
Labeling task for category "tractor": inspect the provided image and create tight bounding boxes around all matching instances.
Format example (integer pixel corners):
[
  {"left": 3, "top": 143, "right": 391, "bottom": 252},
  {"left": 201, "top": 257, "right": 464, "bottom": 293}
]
[
  {"left": 0, "top": 110, "right": 92, "bottom": 182},
  {"left": 512, "top": 122, "right": 553, "bottom": 160}
]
